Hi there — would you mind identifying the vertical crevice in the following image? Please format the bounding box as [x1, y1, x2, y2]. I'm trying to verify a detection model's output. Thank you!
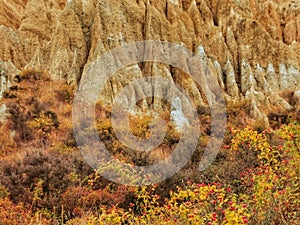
[236, 52, 241, 92]
[165, 0, 168, 18]
[143, 0, 153, 77]
[213, 0, 220, 26]
[144, 0, 151, 40]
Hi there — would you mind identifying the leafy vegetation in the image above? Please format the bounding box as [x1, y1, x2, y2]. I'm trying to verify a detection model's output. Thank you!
[0, 69, 299, 224]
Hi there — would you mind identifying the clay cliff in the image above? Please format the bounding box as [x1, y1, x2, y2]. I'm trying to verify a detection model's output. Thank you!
[0, 0, 300, 123]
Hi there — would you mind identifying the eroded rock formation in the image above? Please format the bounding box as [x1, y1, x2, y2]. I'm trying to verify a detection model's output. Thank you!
[1, 0, 300, 123]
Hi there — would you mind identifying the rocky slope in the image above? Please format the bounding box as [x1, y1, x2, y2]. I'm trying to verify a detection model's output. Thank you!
[0, 0, 300, 123]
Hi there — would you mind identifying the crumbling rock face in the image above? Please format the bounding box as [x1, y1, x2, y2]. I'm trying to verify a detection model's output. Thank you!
[0, 0, 300, 122]
[0, 0, 27, 30]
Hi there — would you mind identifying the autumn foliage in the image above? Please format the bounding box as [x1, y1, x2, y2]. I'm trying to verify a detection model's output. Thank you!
[0, 69, 299, 224]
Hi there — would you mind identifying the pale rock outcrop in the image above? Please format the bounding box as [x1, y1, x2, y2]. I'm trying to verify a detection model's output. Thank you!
[0, 60, 20, 98]
[287, 66, 300, 89]
[241, 60, 256, 94]
[266, 63, 280, 91]
[225, 61, 239, 98]
[0, 104, 9, 123]
[213, 61, 225, 90]
[279, 63, 289, 90]
[255, 64, 272, 92]
[246, 87, 269, 127]
[170, 96, 189, 130]
[151, 63, 173, 112]
[294, 90, 300, 111]
[268, 93, 293, 112]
